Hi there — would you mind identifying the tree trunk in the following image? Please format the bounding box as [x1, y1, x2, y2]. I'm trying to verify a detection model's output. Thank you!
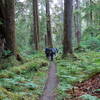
[5, 0, 16, 54]
[33, 0, 40, 50]
[90, 0, 93, 36]
[0, 0, 6, 39]
[75, 0, 81, 47]
[45, 0, 53, 48]
[0, 0, 5, 56]
[90, 0, 93, 24]
[0, 0, 22, 61]
[45, 34, 47, 47]
[63, 0, 73, 56]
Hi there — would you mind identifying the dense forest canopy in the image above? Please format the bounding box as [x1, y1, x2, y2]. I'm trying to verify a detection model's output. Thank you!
[0, 0, 100, 100]
[15, 0, 100, 54]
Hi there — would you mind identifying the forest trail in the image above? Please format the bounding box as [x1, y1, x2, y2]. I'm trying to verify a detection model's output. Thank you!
[40, 61, 58, 100]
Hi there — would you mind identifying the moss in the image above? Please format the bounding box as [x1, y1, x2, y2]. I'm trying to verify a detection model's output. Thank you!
[0, 58, 48, 79]
[0, 56, 21, 69]
[0, 87, 21, 100]
[0, 70, 16, 78]
[0, 87, 38, 100]
[0, 55, 48, 100]
[9, 59, 48, 74]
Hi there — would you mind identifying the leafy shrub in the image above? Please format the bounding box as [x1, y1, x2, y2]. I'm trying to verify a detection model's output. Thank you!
[80, 94, 99, 100]
[83, 25, 100, 37]
[0, 56, 21, 69]
[3, 50, 12, 56]
[57, 51, 100, 99]
[80, 37, 100, 51]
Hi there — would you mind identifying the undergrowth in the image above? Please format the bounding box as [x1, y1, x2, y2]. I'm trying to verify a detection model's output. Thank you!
[0, 50, 100, 100]
[56, 51, 100, 100]
[0, 52, 48, 100]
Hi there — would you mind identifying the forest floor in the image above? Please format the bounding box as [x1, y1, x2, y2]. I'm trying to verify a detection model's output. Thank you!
[75, 73, 100, 98]
[0, 53, 49, 100]
[0, 51, 100, 100]
[56, 51, 100, 100]
[40, 61, 58, 100]
[65, 73, 100, 100]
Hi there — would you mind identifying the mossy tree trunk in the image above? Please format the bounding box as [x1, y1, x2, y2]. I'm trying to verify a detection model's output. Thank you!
[0, 0, 5, 38]
[63, 0, 73, 57]
[0, 0, 22, 61]
[33, 0, 40, 50]
[75, 0, 81, 48]
[4, 0, 16, 54]
[45, 0, 53, 48]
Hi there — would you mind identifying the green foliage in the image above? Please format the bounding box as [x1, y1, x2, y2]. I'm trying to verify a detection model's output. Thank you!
[0, 77, 38, 92]
[83, 25, 100, 37]
[1, 0, 100, 100]
[3, 50, 12, 56]
[80, 94, 99, 100]
[94, 89, 100, 93]
[0, 87, 21, 100]
[16, 16, 32, 53]
[0, 56, 21, 69]
[73, 9, 81, 16]
[57, 51, 100, 99]
[16, 0, 33, 54]
[0, 54, 48, 100]
[80, 37, 100, 51]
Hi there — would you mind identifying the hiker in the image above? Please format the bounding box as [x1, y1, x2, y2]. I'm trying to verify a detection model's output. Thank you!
[45, 48, 50, 59]
[52, 48, 58, 55]
[50, 48, 58, 61]
[45, 48, 58, 61]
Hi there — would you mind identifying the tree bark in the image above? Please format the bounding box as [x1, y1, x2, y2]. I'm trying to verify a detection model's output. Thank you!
[0, 0, 6, 39]
[45, 34, 47, 47]
[0, 0, 23, 61]
[75, 0, 81, 47]
[90, 0, 93, 24]
[45, 0, 53, 48]
[33, 0, 40, 50]
[5, 0, 16, 54]
[63, 0, 73, 56]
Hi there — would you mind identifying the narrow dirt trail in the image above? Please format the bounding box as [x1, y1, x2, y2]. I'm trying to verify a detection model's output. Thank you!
[40, 61, 58, 100]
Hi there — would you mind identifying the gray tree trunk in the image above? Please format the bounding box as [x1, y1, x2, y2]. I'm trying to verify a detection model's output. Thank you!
[75, 0, 81, 47]
[33, 0, 40, 50]
[45, 0, 53, 48]
[63, 0, 73, 56]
